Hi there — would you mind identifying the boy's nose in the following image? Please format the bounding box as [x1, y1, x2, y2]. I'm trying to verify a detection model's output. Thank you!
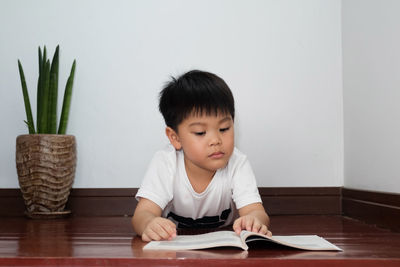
[209, 132, 222, 146]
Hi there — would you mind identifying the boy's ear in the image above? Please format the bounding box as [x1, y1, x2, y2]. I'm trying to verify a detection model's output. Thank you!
[165, 127, 182, 150]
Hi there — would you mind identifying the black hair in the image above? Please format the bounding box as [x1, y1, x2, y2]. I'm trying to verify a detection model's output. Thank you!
[159, 70, 235, 131]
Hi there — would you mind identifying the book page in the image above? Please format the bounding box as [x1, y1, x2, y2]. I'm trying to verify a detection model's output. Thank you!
[143, 231, 246, 250]
[143, 231, 342, 251]
[269, 235, 342, 251]
[241, 230, 341, 251]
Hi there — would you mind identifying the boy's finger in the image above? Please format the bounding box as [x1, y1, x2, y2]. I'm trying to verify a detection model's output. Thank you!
[250, 219, 260, 232]
[142, 233, 151, 242]
[232, 218, 242, 234]
[245, 217, 254, 231]
[259, 224, 268, 235]
[157, 228, 171, 240]
[152, 222, 172, 240]
[252, 222, 261, 233]
[160, 221, 177, 239]
[144, 228, 162, 241]
[165, 219, 177, 233]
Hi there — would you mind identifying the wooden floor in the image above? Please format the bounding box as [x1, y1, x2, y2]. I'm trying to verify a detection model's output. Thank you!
[0, 215, 399, 266]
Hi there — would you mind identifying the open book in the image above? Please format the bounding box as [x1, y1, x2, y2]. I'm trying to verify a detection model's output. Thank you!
[143, 230, 342, 251]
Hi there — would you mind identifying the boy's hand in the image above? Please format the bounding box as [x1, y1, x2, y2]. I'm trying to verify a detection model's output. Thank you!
[132, 198, 177, 242]
[233, 214, 272, 236]
[142, 217, 177, 242]
[233, 203, 271, 236]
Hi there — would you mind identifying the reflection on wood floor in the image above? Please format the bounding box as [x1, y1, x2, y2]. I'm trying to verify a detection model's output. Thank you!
[0, 215, 400, 266]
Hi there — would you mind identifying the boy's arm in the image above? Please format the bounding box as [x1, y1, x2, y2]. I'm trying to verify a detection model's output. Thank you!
[233, 202, 272, 236]
[132, 198, 177, 242]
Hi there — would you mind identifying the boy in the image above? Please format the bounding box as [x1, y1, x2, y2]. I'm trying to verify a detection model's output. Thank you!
[132, 70, 271, 242]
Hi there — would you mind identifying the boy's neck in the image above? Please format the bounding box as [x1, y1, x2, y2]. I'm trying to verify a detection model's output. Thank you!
[184, 157, 216, 194]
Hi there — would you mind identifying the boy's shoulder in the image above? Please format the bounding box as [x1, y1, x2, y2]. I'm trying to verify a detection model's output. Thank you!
[232, 147, 245, 157]
[229, 147, 248, 165]
[155, 143, 178, 155]
[152, 144, 182, 165]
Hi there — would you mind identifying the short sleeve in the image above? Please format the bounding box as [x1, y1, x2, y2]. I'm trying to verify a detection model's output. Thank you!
[230, 149, 262, 209]
[135, 146, 176, 210]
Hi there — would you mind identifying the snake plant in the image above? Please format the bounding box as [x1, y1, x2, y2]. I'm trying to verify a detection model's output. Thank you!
[18, 45, 76, 134]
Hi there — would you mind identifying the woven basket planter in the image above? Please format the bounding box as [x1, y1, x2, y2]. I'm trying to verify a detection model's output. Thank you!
[16, 134, 77, 219]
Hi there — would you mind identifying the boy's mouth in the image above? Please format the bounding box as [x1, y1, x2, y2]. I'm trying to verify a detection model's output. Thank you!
[209, 151, 225, 159]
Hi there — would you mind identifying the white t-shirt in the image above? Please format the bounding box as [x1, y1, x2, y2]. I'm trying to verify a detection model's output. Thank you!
[136, 144, 262, 228]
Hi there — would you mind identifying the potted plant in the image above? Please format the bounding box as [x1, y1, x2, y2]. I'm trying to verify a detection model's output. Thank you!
[16, 45, 77, 219]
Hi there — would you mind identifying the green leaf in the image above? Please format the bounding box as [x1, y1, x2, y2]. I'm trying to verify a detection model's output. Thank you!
[24, 120, 35, 134]
[43, 46, 47, 65]
[58, 60, 76, 134]
[38, 46, 43, 74]
[40, 60, 51, 133]
[37, 46, 43, 133]
[48, 45, 59, 134]
[38, 46, 47, 133]
[18, 60, 36, 134]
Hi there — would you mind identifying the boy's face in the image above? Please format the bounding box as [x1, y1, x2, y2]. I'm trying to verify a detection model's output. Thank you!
[167, 112, 234, 177]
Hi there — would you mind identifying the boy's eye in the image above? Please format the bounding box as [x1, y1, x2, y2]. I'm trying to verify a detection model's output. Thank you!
[194, 131, 206, 136]
[220, 127, 230, 132]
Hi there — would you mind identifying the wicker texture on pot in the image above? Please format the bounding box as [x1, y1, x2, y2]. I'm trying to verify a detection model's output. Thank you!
[16, 134, 76, 218]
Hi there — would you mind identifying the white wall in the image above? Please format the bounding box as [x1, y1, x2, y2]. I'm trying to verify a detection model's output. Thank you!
[0, 0, 343, 188]
[343, 0, 400, 193]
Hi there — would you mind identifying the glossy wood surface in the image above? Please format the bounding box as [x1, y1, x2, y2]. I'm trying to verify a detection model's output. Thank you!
[0, 215, 399, 266]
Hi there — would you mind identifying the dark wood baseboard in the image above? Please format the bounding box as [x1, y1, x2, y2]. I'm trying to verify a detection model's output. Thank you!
[3, 187, 400, 232]
[67, 188, 138, 216]
[260, 187, 341, 215]
[0, 188, 139, 217]
[0, 189, 26, 217]
[342, 188, 400, 232]
[0, 187, 341, 217]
